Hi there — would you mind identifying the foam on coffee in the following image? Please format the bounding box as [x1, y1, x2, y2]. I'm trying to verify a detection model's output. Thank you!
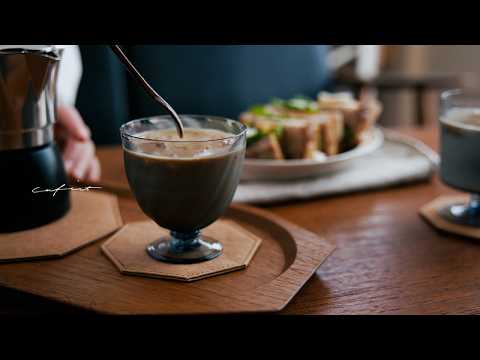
[441, 107, 480, 132]
[440, 107, 480, 194]
[136, 128, 231, 141]
[128, 128, 236, 159]
[123, 127, 245, 232]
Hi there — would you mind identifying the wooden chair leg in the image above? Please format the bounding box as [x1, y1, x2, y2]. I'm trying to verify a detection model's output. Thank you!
[415, 85, 426, 126]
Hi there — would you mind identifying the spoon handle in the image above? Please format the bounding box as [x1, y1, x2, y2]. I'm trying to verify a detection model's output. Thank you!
[109, 45, 184, 138]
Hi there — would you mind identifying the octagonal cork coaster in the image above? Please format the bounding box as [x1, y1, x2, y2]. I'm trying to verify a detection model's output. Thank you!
[101, 219, 262, 282]
[420, 195, 480, 239]
[0, 191, 123, 262]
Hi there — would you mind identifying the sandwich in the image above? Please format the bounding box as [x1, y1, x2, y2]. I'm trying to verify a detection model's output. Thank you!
[240, 96, 343, 160]
[317, 91, 382, 150]
[240, 93, 382, 160]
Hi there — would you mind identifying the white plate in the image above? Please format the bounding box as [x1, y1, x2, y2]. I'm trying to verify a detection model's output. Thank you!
[241, 127, 384, 181]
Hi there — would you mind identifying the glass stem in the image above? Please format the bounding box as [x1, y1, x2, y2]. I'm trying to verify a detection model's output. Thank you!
[467, 194, 480, 217]
[169, 230, 201, 253]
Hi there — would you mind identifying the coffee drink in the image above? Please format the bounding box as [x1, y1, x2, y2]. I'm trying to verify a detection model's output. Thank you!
[121, 115, 246, 264]
[124, 128, 245, 233]
[440, 107, 480, 193]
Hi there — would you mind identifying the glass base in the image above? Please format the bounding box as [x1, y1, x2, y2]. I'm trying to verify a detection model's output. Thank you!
[438, 194, 480, 227]
[146, 230, 223, 264]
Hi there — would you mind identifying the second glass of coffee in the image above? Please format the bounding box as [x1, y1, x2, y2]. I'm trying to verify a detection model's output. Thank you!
[121, 115, 246, 264]
[439, 89, 480, 227]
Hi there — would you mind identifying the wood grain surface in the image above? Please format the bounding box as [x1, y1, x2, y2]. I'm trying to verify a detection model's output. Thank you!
[2, 126, 478, 315]
[0, 203, 334, 315]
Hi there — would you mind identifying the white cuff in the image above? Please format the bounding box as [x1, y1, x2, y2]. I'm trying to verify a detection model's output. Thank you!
[55, 45, 83, 107]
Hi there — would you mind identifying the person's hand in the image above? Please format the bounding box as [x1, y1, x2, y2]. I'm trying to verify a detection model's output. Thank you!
[54, 105, 101, 183]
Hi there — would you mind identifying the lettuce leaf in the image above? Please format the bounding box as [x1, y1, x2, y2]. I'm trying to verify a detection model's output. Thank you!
[246, 125, 284, 147]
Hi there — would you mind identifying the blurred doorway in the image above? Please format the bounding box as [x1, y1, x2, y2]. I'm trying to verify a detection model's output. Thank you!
[378, 45, 478, 127]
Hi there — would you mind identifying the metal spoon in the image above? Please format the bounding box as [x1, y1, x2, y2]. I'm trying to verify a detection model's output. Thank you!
[109, 45, 184, 138]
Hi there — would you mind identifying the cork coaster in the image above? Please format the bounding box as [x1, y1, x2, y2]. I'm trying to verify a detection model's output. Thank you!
[0, 191, 123, 262]
[420, 195, 480, 239]
[101, 219, 262, 282]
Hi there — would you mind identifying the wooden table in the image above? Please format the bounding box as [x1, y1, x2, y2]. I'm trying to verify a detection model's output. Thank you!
[2, 126, 477, 315]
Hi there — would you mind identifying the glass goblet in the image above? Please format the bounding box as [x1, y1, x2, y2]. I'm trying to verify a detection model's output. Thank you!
[439, 89, 480, 227]
[121, 115, 246, 263]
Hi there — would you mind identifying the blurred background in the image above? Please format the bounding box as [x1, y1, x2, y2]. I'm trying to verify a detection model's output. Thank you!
[331, 45, 477, 128]
[73, 45, 478, 144]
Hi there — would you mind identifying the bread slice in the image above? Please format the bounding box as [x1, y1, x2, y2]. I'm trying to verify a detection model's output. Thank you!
[317, 91, 382, 147]
[239, 111, 257, 128]
[280, 120, 320, 159]
[304, 111, 344, 156]
[354, 95, 383, 134]
[241, 99, 347, 159]
[241, 113, 328, 160]
[246, 133, 284, 160]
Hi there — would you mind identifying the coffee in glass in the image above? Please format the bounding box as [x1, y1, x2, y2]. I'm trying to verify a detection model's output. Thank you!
[439, 89, 480, 226]
[121, 115, 246, 263]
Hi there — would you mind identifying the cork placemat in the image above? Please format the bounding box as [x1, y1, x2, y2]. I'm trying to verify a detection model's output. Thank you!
[0, 191, 123, 262]
[420, 195, 480, 239]
[102, 219, 262, 282]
